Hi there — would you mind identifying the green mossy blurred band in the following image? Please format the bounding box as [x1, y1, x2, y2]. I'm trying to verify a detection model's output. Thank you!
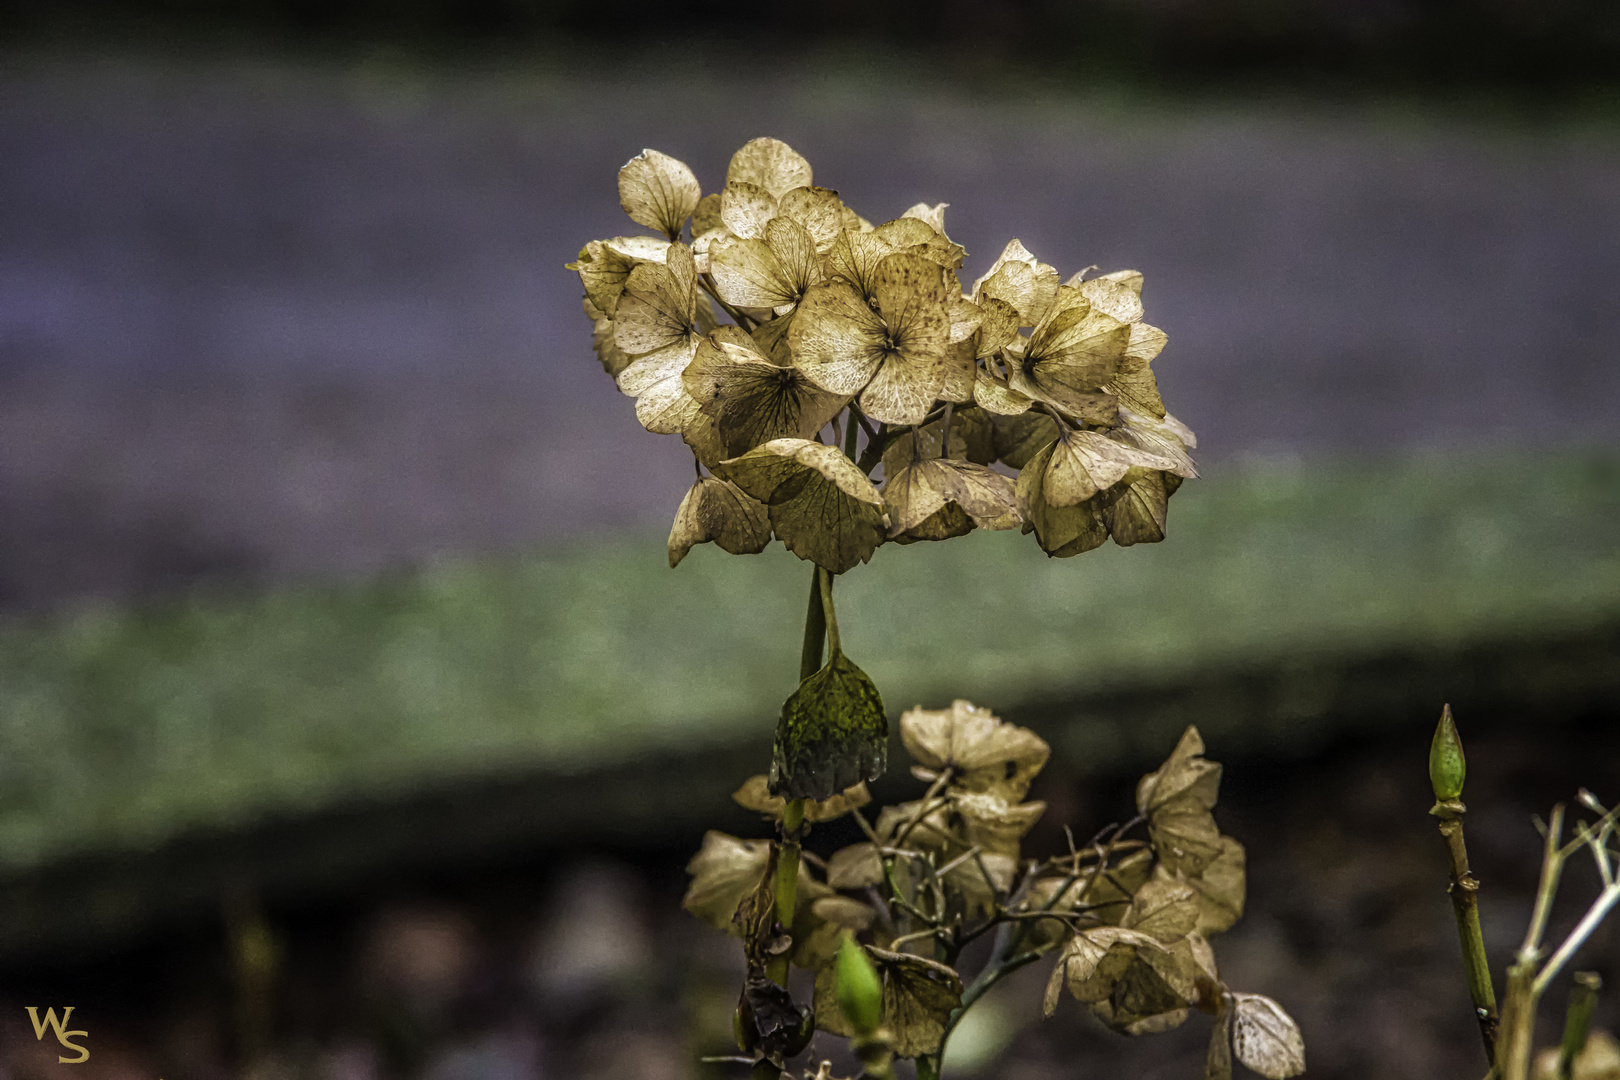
[1430, 704, 1467, 802]
[770, 650, 887, 801]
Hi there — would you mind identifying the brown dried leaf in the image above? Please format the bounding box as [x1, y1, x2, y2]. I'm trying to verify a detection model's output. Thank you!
[1125, 875, 1200, 943]
[898, 699, 1050, 799]
[1192, 836, 1247, 935]
[1137, 726, 1222, 814]
[1230, 993, 1306, 1078]
[826, 842, 886, 890]
[866, 946, 965, 1058]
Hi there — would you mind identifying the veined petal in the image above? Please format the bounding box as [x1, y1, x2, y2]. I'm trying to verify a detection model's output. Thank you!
[902, 201, 949, 234]
[569, 235, 670, 313]
[683, 333, 849, 457]
[778, 186, 847, 253]
[618, 148, 701, 240]
[668, 475, 772, 567]
[727, 137, 813, 198]
[1078, 275, 1145, 324]
[971, 239, 1059, 324]
[719, 181, 778, 240]
[1044, 427, 1160, 506]
[790, 281, 888, 396]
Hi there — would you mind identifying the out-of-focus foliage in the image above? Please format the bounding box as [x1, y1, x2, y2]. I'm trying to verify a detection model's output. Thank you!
[1, 451, 1615, 876]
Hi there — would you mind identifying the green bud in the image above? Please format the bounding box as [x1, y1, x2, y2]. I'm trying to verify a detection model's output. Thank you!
[1429, 704, 1466, 802]
[835, 936, 884, 1036]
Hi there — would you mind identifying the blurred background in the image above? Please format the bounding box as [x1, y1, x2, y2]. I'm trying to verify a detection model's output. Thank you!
[2, 2, 1619, 1078]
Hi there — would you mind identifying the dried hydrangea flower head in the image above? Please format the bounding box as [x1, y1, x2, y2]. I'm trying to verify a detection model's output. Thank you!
[569, 135, 1197, 577]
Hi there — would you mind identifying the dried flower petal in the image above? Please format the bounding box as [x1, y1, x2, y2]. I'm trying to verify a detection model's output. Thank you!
[668, 475, 772, 567]
[618, 148, 701, 240]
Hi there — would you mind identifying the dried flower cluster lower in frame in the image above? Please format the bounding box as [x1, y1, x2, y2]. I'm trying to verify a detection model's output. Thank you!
[686, 705, 1304, 1078]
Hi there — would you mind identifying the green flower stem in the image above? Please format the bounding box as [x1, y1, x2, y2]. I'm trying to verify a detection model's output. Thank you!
[767, 566, 836, 988]
[819, 567, 841, 656]
[799, 567, 826, 682]
[1557, 972, 1601, 1080]
[1432, 798, 1499, 1064]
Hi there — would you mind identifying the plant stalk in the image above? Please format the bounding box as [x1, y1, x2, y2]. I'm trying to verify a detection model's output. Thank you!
[1556, 972, 1601, 1080]
[1497, 962, 1537, 1080]
[767, 567, 835, 987]
[1433, 799, 1499, 1063]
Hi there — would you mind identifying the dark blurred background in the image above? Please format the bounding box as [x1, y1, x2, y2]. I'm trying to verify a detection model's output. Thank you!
[2, 4, 1619, 1079]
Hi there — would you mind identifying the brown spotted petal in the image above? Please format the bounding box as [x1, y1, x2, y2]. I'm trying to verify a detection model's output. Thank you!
[667, 475, 772, 568]
[720, 438, 888, 574]
[683, 331, 849, 457]
[618, 148, 701, 240]
[777, 186, 848, 253]
[708, 217, 822, 315]
[568, 234, 671, 314]
[1010, 286, 1131, 416]
[727, 137, 814, 198]
[1016, 440, 1108, 558]
[719, 180, 778, 240]
[971, 239, 1060, 325]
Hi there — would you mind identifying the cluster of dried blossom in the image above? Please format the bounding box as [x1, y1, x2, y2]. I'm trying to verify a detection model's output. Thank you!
[685, 704, 1303, 1078]
[570, 137, 1197, 575]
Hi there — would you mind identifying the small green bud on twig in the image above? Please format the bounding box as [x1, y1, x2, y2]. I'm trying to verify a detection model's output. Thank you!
[1430, 703, 1467, 803]
[836, 937, 884, 1036]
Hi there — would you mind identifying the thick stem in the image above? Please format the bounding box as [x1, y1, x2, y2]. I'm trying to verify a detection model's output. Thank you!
[768, 569, 831, 989]
[818, 567, 840, 656]
[1556, 972, 1601, 1080]
[1497, 962, 1538, 1080]
[800, 567, 826, 682]
[1435, 803, 1500, 1063]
